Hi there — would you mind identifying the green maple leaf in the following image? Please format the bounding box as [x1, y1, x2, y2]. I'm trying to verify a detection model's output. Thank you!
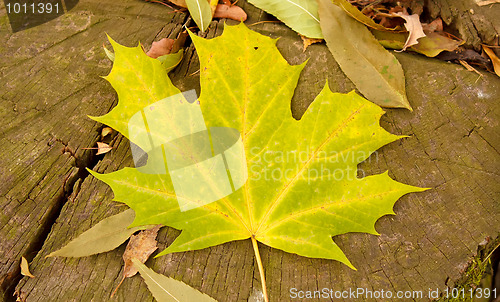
[89, 24, 426, 269]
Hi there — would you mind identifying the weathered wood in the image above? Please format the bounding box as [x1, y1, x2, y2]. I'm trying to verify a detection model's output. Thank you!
[425, 0, 500, 50]
[2, 0, 500, 301]
[0, 0, 189, 300]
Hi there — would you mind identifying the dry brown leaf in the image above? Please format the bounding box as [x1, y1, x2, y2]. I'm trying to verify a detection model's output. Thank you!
[20, 256, 35, 278]
[300, 35, 323, 52]
[394, 12, 426, 51]
[101, 127, 113, 138]
[422, 18, 443, 33]
[171, 31, 189, 54]
[96, 142, 112, 155]
[82, 142, 113, 155]
[146, 38, 175, 59]
[213, 4, 247, 21]
[483, 45, 500, 77]
[111, 225, 162, 297]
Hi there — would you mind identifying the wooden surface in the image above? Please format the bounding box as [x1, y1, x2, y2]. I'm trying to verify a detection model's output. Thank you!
[1, 0, 499, 301]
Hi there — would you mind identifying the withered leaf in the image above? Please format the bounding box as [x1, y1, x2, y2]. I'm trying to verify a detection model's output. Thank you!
[483, 46, 500, 77]
[20, 256, 35, 278]
[96, 142, 112, 155]
[394, 11, 426, 51]
[101, 127, 113, 138]
[146, 38, 175, 59]
[213, 4, 247, 21]
[111, 225, 162, 297]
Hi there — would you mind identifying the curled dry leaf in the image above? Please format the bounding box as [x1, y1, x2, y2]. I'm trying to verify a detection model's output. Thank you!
[213, 4, 247, 21]
[101, 127, 113, 138]
[146, 38, 175, 59]
[483, 46, 500, 77]
[111, 225, 162, 297]
[96, 142, 112, 155]
[394, 11, 426, 51]
[81, 142, 112, 155]
[20, 256, 35, 278]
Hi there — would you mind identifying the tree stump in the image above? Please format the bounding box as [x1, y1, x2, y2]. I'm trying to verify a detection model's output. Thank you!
[1, 0, 499, 301]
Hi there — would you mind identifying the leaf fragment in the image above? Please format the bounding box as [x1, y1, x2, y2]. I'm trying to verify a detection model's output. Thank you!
[47, 209, 149, 258]
[393, 11, 426, 51]
[20, 257, 35, 278]
[318, 0, 411, 109]
[112, 225, 162, 297]
[483, 45, 500, 77]
[132, 259, 218, 302]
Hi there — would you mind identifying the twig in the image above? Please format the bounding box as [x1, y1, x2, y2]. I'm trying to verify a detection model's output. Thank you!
[248, 20, 281, 27]
[476, 0, 500, 6]
[144, 0, 174, 9]
[251, 236, 269, 302]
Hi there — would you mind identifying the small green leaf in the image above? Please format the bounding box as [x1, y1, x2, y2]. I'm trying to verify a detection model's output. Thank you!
[132, 259, 218, 302]
[318, 0, 411, 110]
[47, 209, 149, 258]
[103, 44, 115, 61]
[247, 0, 323, 38]
[185, 0, 213, 32]
[158, 49, 184, 73]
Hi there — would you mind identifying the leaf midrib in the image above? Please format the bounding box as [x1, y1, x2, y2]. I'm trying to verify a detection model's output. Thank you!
[254, 104, 366, 235]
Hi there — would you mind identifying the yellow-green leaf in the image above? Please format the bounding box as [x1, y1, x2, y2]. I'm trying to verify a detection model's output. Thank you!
[318, 0, 411, 110]
[133, 259, 218, 302]
[185, 0, 213, 32]
[47, 209, 149, 258]
[247, 0, 323, 38]
[89, 24, 426, 269]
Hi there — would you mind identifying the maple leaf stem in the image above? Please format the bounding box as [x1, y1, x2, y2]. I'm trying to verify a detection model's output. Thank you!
[251, 236, 269, 302]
